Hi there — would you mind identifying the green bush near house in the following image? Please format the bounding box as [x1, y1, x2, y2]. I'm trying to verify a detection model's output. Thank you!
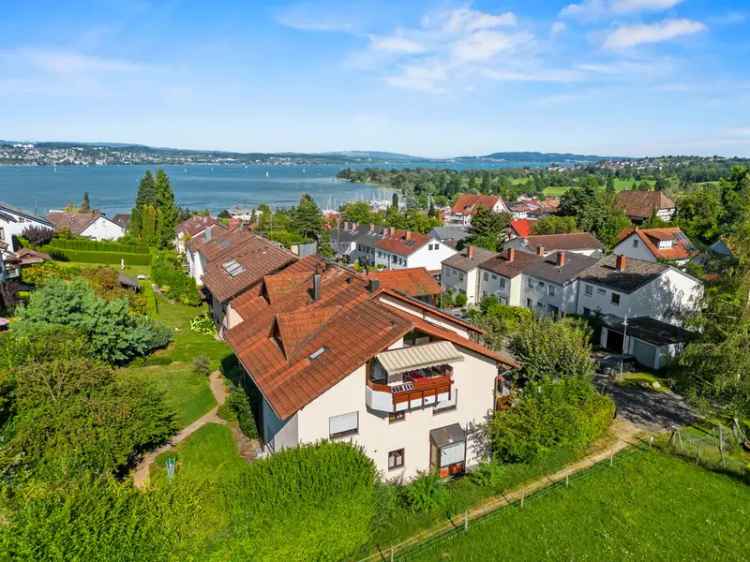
[218, 383, 259, 439]
[216, 441, 378, 561]
[46, 247, 152, 266]
[151, 252, 201, 306]
[45, 238, 150, 254]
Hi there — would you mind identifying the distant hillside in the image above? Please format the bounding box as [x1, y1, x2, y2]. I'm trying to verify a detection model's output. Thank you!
[461, 152, 620, 164]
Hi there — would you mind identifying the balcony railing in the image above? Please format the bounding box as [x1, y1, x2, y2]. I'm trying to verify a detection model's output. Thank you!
[366, 369, 453, 413]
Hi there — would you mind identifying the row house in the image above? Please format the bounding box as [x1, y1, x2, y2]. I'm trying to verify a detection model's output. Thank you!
[441, 245, 497, 305]
[331, 222, 455, 273]
[225, 257, 519, 481]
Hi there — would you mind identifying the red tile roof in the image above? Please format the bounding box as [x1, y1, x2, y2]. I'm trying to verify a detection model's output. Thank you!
[366, 267, 441, 298]
[510, 219, 535, 238]
[617, 227, 696, 262]
[374, 229, 430, 256]
[451, 194, 505, 216]
[226, 262, 513, 420]
[615, 191, 675, 220]
[177, 215, 219, 238]
[202, 235, 297, 303]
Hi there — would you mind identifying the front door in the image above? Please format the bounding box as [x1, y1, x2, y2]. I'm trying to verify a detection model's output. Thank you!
[606, 329, 625, 353]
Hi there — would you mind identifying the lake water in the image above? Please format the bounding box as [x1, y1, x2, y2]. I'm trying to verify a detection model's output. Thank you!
[0, 160, 543, 216]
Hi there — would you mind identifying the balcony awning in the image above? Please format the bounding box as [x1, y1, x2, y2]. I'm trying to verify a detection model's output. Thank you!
[376, 341, 463, 376]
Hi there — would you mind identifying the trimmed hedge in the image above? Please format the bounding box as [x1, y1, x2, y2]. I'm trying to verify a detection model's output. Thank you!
[48, 238, 149, 254]
[47, 247, 152, 266]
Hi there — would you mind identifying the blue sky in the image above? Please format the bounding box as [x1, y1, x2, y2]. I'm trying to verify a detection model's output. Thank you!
[1, 0, 749, 157]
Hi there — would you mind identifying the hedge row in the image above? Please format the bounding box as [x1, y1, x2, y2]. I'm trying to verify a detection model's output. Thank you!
[48, 238, 150, 254]
[47, 247, 152, 266]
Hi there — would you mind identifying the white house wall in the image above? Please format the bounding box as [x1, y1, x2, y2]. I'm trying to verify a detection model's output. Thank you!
[81, 217, 124, 241]
[613, 234, 658, 263]
[377, 294, 470, 339]
[295, 349, 497, 480]
[0, 211, 53, 249]
[406, 241, 456, 272]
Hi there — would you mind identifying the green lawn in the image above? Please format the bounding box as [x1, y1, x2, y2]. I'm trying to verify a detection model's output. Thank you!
[122, 363, 215, 428]
[615, 371, 671, 393]
[149, 295, 232, 370]
[151, 423, 246, 486]
[542, 178, 656, 197]
[60, 260, 151, 279]
[407, 449, 750, 561]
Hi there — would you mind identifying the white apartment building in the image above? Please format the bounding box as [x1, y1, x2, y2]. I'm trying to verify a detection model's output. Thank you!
[226, 259, 518, 480]
[476, 248, 541, 306]
[441, 245, 497, 305]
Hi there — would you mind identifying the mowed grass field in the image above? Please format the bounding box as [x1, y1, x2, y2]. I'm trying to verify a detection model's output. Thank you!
[542, 178, 656, 197]
[407, 449, 750, 561]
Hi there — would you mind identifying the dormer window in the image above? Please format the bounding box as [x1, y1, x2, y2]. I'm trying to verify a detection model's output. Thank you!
[658, 240, 674, 249]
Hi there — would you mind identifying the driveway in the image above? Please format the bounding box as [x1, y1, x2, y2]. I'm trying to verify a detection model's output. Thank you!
[595, 371, 698, 432]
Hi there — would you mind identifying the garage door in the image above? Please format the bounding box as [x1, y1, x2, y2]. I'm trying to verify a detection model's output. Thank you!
[605, 329, 625, 353]
[632, 339, 657, 369]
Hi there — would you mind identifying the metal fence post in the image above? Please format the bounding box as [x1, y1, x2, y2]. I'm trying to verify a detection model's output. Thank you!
[464, 511, 468, 532]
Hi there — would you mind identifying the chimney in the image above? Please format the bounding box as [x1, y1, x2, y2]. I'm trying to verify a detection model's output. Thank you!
[368, 279, 380, 293]
[313, 273, 321, 301]
[506, 248, 515, 262]
[557, 251, 566, 267]
[536, 245, 544, 256]
[616, 255, 627, 271]
[369, 223, 375, 233]
[468, 245, 476, 259]
[405, 231, 412, 241]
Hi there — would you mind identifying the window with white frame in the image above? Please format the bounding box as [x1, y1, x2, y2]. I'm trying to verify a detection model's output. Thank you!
[499, 278, 506, 289]
[549, 285, 556, 297]
[611, 293, 621, 306]
[483, 272, 488, 281]
[584, 284, 593, 296]
[597, 287, 606, 296]
[329, 411, 359, 439]
[632, 239, 639, 248]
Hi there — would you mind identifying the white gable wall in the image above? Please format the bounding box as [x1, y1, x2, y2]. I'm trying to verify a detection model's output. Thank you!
[81, 217, 124, 241]
[613, 233, 657, 262]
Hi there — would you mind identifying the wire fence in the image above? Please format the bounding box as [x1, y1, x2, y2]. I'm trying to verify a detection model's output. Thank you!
[666, 425, 748, 476]
[359, 439, 649, 562]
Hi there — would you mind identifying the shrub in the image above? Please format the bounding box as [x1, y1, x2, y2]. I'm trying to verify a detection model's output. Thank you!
[454, 292, 468, 307]
[2, 357, 176, 481]
[489, 377, 614, 464]
[468, 462, 507, 490]
[21, 225, 55, 246]
[152, 252, 201, 305]
[400, 471, 449, 513]
[190, 313, 214, 335]
[192, 355, 211, 377]
[46, 247, 152, 266]
[511, 317, 595, 382]
[223, 384, 258, 439]
[44, 237, 149, 253]
[14, 279, 172, 364]
[217, 441, 377, 561]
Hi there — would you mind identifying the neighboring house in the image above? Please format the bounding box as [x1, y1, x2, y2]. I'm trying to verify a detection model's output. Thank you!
[112, 213, 131, 232]
[441, 245, 497, 305]
[225, 259, 519, 480]
[601, 316, 694, 371]
[505, 232, 604, 258]
[331, 223, 456, 272]
[446, 194, 508, 226]
[576, 255, 703, 362]
[520, 251, 598, 318]
[175, 215, 219, 254]
[615, 191, 676, 223]
[365, 268, 442, 304]
[184, 224, 232, 285]
[47, 211, 124, 241]
[507, 218, 535, 239]
[614, 227, 697, 265]
[429, 226, 471, 249]
[201, 235, 297, 332]
[0, 201, 55, 250]
[477, 248, 542, 306]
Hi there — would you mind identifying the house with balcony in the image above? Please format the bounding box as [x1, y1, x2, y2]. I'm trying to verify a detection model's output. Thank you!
[504, 232, 604, 258]
[331, 222, 455, 272]
[441, 245, 497, 305]
[576, 254, 702, 369]
[613, 227, 697, 265]
[225, 258, 518, 480]
[520, 251, 598, 318]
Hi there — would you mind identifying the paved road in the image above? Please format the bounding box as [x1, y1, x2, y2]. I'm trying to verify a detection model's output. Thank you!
[595, 372, 698, 432]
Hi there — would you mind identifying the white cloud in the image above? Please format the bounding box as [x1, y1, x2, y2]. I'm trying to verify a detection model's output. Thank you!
[604, 19, 707, 49]
[561, 0, 683, 19]
[551, 21, 567, 36]
[275, 2, 357, 32]
[422, 7, 517, 33]
[368, 35, 426, 54]
[451, 30, 523, 63]
[15, 48, 142, 74]
[385, 62, 448, 93]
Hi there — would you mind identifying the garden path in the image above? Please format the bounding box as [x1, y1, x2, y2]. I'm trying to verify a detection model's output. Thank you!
[132, 370, 229, 489]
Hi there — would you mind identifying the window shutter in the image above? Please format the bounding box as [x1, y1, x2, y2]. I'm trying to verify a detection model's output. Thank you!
[329, 411, 358, 436]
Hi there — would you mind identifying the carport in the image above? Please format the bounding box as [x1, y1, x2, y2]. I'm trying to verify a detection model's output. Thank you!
[605, 317, 694, 370]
